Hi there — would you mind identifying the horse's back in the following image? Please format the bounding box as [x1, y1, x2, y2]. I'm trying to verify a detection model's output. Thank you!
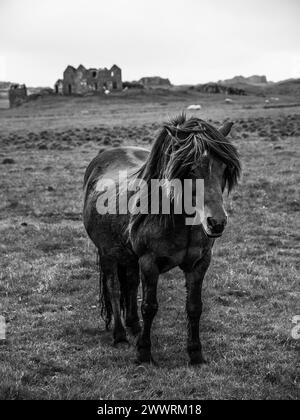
[83, 146, 149, 260]
[84, 146, 149, 189]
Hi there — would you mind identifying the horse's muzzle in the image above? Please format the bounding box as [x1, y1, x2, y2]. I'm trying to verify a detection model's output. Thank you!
[206, 217, 227, 237]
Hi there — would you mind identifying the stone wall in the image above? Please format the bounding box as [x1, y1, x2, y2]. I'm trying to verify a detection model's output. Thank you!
[54, 79, 63, 94]
[9, 84, 27, 107]
[194, 83, 246, 95]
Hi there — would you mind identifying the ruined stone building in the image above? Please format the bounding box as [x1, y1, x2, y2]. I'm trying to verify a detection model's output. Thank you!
[56, 64, 122, 95]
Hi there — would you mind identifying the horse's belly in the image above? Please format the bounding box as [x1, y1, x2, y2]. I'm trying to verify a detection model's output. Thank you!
[156, 250, 187, 273]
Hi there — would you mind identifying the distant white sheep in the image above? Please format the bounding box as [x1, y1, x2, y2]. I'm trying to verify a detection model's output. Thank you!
[265, 97, 280, 104]
[187, 104, 202, 110]
[225, 98, 233, 104]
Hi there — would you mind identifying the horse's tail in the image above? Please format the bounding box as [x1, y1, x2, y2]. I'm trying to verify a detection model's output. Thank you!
[118, 265, 127, 319]
[97, 253, 112, 331]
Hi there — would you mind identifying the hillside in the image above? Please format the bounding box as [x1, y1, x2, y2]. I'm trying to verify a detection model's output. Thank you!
[265, 78, 300, 95]
[0, 81, 12, 89]
[214, 77, 300, 97]
[219, 75, 268, 85]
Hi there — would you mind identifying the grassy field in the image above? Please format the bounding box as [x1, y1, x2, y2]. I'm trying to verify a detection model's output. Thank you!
[0, 92, 299, 399]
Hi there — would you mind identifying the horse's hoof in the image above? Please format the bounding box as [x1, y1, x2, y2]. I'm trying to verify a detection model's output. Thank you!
[127, 322, 141, 337]
[189, 355, 207, 366]
[114, 341, 130, 349]
[113, 336, 129, 348]
[149, 356, 158, 367]
[135, 353, 158, 366]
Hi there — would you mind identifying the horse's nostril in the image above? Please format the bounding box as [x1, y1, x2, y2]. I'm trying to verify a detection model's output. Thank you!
[207, 217, 226, 233]
[207, 217, 216, 228]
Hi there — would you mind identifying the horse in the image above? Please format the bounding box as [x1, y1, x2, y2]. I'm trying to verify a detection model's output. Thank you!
[83, 114, 241, 365]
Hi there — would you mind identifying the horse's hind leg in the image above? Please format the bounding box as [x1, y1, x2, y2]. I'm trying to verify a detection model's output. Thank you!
[124, 263, 141, 336]
[136, 255, 159, 364]
[104, 263, 127, 345]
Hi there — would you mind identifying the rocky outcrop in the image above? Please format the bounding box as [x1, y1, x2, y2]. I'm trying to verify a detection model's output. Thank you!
[219, 75, 268, 85]
[138, 77, 172, 88]
[191, 83, 246, 95]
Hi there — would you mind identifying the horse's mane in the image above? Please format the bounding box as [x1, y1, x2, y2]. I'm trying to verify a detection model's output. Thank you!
[129, 114, 241, 234]
[136, 114, 240, 191]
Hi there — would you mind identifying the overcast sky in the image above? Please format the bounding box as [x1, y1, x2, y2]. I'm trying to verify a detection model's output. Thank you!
[0, 0, 299, 86]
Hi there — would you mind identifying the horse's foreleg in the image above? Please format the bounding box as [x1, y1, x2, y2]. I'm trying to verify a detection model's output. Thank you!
[125, 264, 141, 336]
[105, 264, 127, 345]
[136, 255, 159, 364]
[184, 251, 211, 365]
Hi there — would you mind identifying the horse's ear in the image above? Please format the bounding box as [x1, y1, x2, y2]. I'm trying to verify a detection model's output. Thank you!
[219, 122, 234, 137]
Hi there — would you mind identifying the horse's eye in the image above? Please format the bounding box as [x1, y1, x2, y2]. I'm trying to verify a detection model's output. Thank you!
[221, 167, 227, 191]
